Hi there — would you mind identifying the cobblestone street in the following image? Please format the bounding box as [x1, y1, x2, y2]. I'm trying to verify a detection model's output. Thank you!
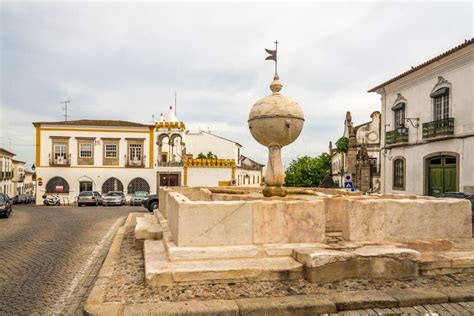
[0, 204, 146, 315]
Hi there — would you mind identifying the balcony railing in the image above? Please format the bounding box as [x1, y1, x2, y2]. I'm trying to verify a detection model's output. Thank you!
[385, 129, 408, 145]
[126, 155, 146, 168]
[157, 161, 184, 167]
[49, 154, 71, 167]
[422, 118, 454, 139]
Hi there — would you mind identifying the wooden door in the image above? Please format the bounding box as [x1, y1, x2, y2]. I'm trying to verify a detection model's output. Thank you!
[428, 156, 457, 196]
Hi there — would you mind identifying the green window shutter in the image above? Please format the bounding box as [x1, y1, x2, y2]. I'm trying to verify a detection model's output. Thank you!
[430, 87, 449, 98]
[391, 102, 405, 111]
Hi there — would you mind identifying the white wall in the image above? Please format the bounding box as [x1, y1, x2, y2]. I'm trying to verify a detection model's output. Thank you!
[186, 167, 232, 187]
[39, 125, 153, 168]
[185, 132, 240, 162]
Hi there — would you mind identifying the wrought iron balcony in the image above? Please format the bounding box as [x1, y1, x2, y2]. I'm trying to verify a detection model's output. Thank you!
[385, 129, 408, 145]
[126, 155, 146, 168]
[422, 118, 454, 139]
[49, 154, 71, 167]
[157, 161, 184, 167]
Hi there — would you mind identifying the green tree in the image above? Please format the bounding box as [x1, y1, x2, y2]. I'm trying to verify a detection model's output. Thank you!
[335, 136, 349, 153]
[196, 152, 217, 159]
[284, 153, 331, 187]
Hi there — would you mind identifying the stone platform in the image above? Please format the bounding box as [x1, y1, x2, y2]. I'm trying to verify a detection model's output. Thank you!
[137, 187, 474, 287]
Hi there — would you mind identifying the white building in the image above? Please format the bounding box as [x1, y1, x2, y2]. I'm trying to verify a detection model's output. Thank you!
[12, 159, 26, 196]
[369, 38, 473, 196]
[0, 148, 15, 196]
[34, 109, 263, 204]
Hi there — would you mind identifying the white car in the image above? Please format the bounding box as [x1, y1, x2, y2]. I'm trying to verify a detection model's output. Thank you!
[102, 191, 126, 206]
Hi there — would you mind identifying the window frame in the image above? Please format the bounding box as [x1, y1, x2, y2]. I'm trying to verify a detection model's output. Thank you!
[392, 157, 406, 191]
[104, 143, 118, 159]
[79, 142, 93, 158]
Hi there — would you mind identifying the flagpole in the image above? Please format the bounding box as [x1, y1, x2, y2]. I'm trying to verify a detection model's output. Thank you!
[274, 40, 278, 76]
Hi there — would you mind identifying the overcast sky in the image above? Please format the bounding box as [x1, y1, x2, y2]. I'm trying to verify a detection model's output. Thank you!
[1, 1, 472, 168]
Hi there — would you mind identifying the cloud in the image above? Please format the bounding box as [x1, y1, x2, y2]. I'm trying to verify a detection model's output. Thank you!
[1, 1, 472, 166]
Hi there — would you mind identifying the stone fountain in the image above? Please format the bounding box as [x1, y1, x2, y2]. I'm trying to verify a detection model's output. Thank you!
[248, 74, 305, 197]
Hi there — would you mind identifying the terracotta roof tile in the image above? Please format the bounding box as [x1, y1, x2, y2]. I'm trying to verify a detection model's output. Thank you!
[368, 38, 474, 93]
[32, 119, 152, 128]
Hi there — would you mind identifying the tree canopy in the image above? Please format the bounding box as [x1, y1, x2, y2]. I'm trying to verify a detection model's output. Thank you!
[335, 136, 349, 153]
[197, 152, 217, 159]
[284, 153, 331, 187]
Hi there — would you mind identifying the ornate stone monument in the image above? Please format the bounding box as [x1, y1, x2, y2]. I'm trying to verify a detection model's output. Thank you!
[248, 42, 305, 197]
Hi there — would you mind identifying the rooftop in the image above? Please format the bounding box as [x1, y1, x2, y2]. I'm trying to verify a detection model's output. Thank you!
[368, 38, 474, 93]
[33, 119, 153, 128]
[0, 148, 16, 157]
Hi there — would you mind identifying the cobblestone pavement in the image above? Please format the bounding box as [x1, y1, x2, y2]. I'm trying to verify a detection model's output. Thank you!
[0, 204, 147, 315]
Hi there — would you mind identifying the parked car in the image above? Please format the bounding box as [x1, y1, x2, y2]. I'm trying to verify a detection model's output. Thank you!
[77, 191, 103, 206]
[438, 192, 474, 209]
[25, 193, 35, 204]
[0, 193, 12, 218]
[130, 191, 149, 206]
[143, 194, 159, 212]
[103, 191, 126, 206]
[13, 194, 27, 204]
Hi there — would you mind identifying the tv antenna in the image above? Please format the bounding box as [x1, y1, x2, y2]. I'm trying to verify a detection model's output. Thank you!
[61, 99, 70, 121]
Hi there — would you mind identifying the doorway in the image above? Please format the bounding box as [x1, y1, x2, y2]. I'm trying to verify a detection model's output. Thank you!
[79, 181, 93, 192]
[159, 173, 180, 187]
[427, 156, 457, 196]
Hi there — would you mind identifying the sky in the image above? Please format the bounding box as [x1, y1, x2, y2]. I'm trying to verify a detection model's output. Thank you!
[1, 1, 472, 168]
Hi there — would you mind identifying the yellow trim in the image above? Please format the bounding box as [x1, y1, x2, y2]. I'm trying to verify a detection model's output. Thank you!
[41, 127, 149, 133]
[183, 165, 188, 185]
[35, 125, 41, 166]
[184, 158, 236, 168]
[39, 166, 154, 169]
[231, 165, 235, 179]
[149, 127, 154, 168]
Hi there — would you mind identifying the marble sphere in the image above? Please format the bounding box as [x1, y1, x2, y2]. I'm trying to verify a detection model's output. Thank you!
[248, 75, 304, 149]
[248, 75, 304, 197]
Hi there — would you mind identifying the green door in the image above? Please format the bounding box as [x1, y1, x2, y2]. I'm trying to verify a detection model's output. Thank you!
[428, 156, 457, 196]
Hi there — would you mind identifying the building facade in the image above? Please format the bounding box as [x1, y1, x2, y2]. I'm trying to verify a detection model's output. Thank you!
[330, 111, 381, 193]
[12, 159, 26, 196]
[0, 148, 15, 196]
[369, 39, 473, 196]
[34, 110, 263, 204]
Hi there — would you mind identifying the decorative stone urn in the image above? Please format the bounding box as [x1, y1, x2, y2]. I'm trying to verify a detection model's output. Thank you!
[248, 74, 305, 197]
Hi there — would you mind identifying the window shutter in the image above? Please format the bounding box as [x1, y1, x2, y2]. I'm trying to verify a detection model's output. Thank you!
[391, 102, 405, 111]
[430, 87, 449, 98]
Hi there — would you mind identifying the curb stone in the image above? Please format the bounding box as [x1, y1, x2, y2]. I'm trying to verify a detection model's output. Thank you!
[84, 213, 474, 315]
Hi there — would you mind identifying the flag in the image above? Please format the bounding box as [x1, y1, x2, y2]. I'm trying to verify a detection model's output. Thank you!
[265, 48, 276, 61]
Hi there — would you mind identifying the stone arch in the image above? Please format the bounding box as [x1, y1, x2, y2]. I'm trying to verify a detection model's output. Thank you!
[46, 177, 70, 193]
[127, 177, 150, 194]
[102, 177, 124, 194]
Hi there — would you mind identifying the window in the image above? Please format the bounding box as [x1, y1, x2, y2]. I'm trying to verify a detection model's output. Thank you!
[46, 177, 70, 193]
[393, 158, 405, 190]
[433, 94, 449, 120]
[102, 177, 124, 194]
[127, 177, 150, 194]
[129, 144, 142, 162]
[105, 144, 117, 158]
[431, 87, 449, 121]
[79, 143, 93, 158]
[394, 108, 405, 129]
[369, 158, 378, 174]
[54, 143, 67, 162]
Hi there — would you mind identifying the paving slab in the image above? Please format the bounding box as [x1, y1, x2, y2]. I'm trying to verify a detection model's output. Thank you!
[123, 300, 239, 316]
[329, 291, 398, 311]
[236, 295, 337, 315]
[384, 288, 448, 306]
[438, 285, 474, 303]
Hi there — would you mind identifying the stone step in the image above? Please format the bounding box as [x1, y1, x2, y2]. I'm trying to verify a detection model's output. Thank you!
[295, 246, 420, 283]
[135, 216, 163, 249]
[420, 251, 474, 276]
[144, 240, 304, 286]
